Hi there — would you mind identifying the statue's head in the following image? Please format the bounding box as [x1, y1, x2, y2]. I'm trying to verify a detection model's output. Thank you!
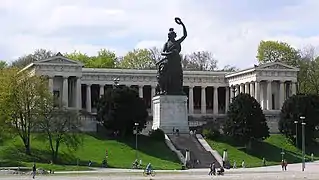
[168, 28, 176, 40]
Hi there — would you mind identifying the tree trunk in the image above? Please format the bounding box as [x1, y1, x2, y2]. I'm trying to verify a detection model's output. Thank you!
[25, 142, 31, 155]
[53, 140, 60, 163]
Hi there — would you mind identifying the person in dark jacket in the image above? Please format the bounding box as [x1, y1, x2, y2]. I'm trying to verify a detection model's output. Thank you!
[32, 163, 36, 179]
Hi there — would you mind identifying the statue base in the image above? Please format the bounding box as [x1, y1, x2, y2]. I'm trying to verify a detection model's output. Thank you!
[152, 95, 189, 134]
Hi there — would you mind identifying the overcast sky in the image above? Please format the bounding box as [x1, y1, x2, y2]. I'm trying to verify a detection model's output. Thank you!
[1, 0, 319, 68]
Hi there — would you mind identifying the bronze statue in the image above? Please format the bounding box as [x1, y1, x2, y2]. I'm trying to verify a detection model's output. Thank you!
[155, 17, 187, 95]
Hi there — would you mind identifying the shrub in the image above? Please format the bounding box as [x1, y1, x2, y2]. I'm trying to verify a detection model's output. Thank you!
[202, 128, 220, 139]
[149, 129, 165, 141]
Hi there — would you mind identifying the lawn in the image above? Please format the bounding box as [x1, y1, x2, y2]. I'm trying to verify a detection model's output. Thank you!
[206, 134, 319, 168]
[0, 133, 181, 171]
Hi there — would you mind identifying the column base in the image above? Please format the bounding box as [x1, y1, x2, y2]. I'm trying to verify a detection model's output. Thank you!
[152, 95, 189, 134]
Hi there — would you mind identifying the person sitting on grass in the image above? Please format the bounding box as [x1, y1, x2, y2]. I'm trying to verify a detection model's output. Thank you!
[145, 163, 153, 174]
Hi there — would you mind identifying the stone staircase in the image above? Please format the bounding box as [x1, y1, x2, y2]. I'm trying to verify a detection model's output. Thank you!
[168, 134, 221, 168]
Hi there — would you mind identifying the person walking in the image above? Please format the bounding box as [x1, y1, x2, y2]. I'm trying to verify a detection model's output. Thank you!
[208, 162, 216, 175]
[32, 163, 36, 179]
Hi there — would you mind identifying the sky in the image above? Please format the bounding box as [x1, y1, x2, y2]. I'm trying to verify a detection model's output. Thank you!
[1, 0, 319, 69]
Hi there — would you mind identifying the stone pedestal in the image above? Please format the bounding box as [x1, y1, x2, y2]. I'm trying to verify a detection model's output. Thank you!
[152, 95, 190, 134]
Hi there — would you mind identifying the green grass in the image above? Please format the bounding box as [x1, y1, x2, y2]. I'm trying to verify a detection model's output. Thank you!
[207, 134, 319, 168]
[0, 133, 181, 171]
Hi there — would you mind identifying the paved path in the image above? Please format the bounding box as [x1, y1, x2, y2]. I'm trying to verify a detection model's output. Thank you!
[1, 162, 318, 180]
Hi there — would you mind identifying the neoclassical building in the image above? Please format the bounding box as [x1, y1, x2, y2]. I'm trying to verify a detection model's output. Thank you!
[22, 53, 299, 132]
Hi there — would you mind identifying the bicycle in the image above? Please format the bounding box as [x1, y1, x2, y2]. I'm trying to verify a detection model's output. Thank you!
[143, 169, 155, 177]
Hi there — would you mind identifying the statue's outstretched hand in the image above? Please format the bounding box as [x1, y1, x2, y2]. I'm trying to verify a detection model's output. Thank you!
[175, 17, 183, 25]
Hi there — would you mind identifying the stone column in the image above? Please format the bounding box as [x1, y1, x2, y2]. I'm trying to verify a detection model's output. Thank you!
[62, 76, 68, 107]
[48, 76, 54, 93]
[250, 82, 254, 96]
[240, 84, 244, 94]
[225, 87, 229, 112]
[139, 85, 143, 98]
[201, 86, 206, 114]
[230, 86, 234, 103]
[245, 83, 249, 94]
[279, 81, 285, 109]
[189, 86, 194, 114]
[254, 81, 260, 102]
[151, 85, 156, 114]
[235, 85, 239, 96]
[213, 86, 219, 115]
[266, 81, 272, 110]
[99, 84, 104, 97]
[75, 77, 81, 109]
[86, 84, 92, 113]
[291, 81, 297, 95]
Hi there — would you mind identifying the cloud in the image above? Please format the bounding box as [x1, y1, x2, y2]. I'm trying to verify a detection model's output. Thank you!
[0, 0, 319, 69]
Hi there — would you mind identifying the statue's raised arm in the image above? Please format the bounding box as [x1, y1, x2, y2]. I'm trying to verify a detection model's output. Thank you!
[175, 17, 187, 43]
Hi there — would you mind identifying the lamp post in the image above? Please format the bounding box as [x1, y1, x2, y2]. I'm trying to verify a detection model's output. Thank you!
[113, 77, 120, 89]
[300, 116, 306, 171]
[134, 122, 139, 160]
[294, 120, 298, 146]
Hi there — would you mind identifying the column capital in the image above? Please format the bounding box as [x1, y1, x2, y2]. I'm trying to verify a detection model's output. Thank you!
[62, 76, 68, 79]
[138, 85, 144, 88]
[99, 84, 105, 87]
[214, 85, 220, 89]
[86, 83, 92, 87]
[201, 86, 207, 89]
[189, 85, 194, 89]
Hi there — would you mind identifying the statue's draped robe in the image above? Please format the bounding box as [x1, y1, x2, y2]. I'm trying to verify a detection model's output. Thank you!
[156, 40, 183, 95]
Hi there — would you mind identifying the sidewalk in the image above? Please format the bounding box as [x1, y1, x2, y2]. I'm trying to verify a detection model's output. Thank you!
[54, 161, 319, 174]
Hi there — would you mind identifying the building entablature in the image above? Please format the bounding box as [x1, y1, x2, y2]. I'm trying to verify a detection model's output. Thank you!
[225, 62, 299, 87]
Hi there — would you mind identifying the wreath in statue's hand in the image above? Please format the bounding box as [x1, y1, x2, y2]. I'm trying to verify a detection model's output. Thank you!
[175, 17, 183, 25]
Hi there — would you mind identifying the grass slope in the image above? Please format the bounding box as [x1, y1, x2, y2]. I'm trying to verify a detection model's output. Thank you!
[0, 133, 181, 171]
[207, 134, 319, 168]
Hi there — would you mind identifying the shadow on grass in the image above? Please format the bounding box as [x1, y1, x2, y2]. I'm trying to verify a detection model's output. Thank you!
[90, 133, 181, 164]
[0, 145, 114, 168]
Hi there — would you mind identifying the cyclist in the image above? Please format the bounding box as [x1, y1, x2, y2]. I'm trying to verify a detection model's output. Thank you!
[145, 163, 152, 174]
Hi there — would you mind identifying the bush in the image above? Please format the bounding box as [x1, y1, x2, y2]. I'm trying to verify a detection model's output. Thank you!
[149, 129, 165, 141]
[202, 128, 220, 139]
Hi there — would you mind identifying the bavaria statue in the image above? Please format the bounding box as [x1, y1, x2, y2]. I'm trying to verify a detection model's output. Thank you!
[155, 17, 187, 95]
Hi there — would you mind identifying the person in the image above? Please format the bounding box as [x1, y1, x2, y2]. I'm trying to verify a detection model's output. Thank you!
[281, 160, 284, 171]
[262, 158, 266, 166]
[208, 162, 216, 176]
[133, 159, 139, 168]
[233, 161, 237, 169]
[145, 163, 153, 174]
[241, 160, 245, 168]
[32, 163, 36, 179]
[217, 166, 225, 175]
[283, 159, 287, 171]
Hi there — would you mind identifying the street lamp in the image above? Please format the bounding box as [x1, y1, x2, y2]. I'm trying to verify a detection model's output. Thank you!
[134, 122, 139, 160]
[294, 120, 298, 146]
[300, 116, 306, 171]
[113, 77, 120, 88]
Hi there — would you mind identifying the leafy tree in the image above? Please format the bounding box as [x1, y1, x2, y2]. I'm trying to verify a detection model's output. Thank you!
[297, 46, 319, 94]
[279, 94, 319, 147]
[118, 49, 155, 69]
[224, 93, 269, 148]
[183, 51, 218, 71]
[36, 105, 83, 163]
[65, 49, 117, 68]
[11, 49, 55, 68]
[0, 61, 8, 69]
[96, 86, 148, 136]
[0, 69, 51, 155]
[256, 40, 300, 66]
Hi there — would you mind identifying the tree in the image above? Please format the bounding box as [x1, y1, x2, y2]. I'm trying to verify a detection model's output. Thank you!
[297, 46, 319, 94]
[279, 94, 319, 147]
[96, 86, 148, 136]
[36, 106, 83, 163]
[65, 49, 117, 68]
[224, 93, 269, 148]
[218, 65, 239, 72]
[149, 47, 162, 64]
[0, 61, 8, 69]
[11, 49, 55, 68]
[0, 69, 50, 155]
[256, 40, 300, 66]
[183, 51, 218, 71]
[118, 49, 155, 69]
